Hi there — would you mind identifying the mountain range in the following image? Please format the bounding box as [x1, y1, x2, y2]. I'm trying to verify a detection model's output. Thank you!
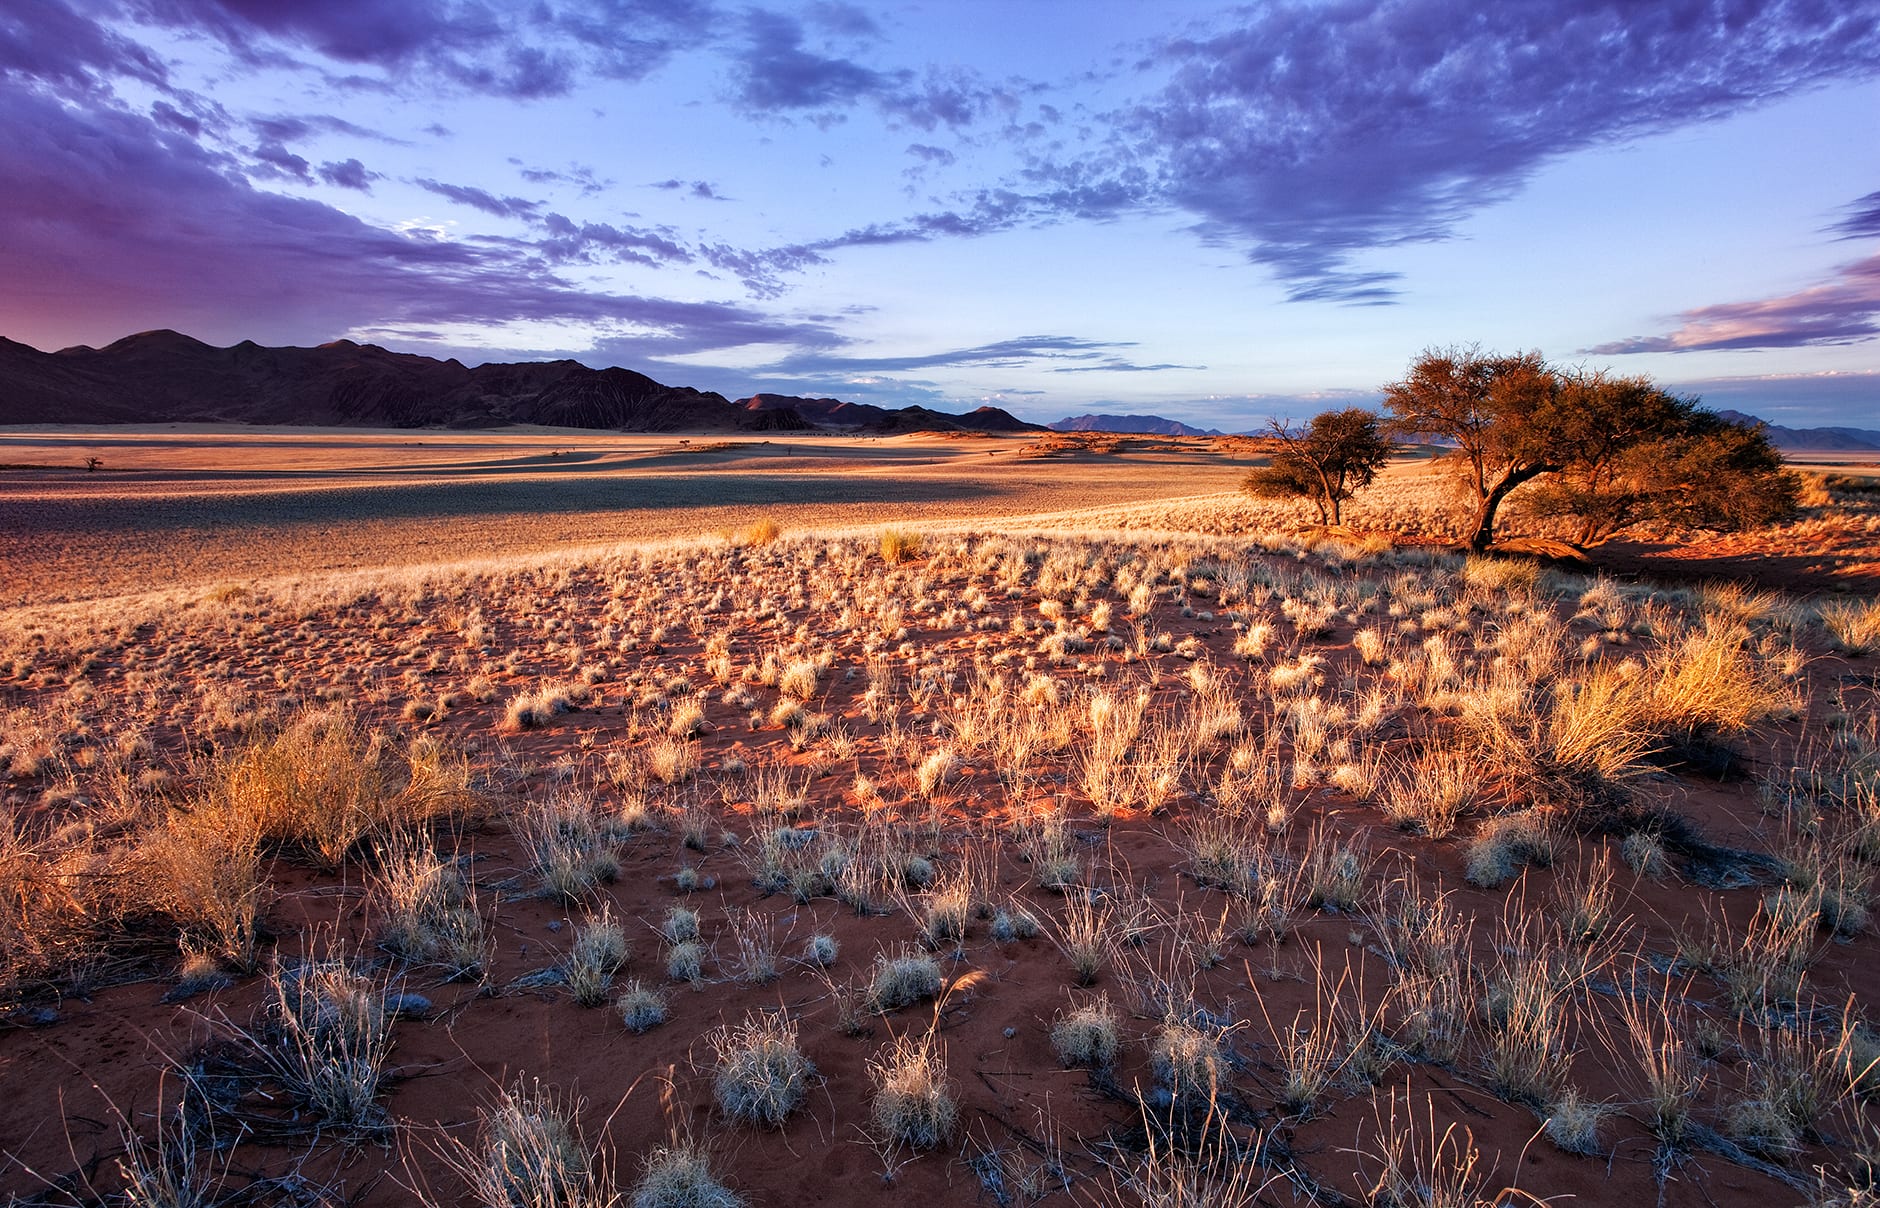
[1712, 409, 1880, 452]
[0, 331, 1039, 435]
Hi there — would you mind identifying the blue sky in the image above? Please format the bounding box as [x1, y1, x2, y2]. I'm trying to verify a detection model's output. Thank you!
[3, 0, 1878, 428]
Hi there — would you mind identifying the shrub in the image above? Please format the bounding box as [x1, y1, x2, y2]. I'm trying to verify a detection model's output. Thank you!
[1820, 598, 1880, 656]
[465, 1082, 609, 1208]
[565, 907, 628, 1007]
[666, 941, 705, 983]
[1464, 810, 1554, 888]
[1151, 1022, 1224, 1107]
[263, 959, 393, 1131]
[880, 529, 924, 564]
[521, 795, 620, 904]
[1544, 1087, 1609, 1156]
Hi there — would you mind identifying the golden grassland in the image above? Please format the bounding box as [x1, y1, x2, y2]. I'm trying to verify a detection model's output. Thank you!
[0, 429, 1877, 1207]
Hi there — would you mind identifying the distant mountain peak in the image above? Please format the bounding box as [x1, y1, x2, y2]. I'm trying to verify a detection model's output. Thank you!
[1048, 412, 1222, 437]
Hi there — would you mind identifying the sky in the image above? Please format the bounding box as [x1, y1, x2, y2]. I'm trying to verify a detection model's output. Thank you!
[3, 0, 1879, 430]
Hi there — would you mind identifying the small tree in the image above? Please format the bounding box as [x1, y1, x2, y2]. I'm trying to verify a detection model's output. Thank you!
[1241, 408, 1394, 527]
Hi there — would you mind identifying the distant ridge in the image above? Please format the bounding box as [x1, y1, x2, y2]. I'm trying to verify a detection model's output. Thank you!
[1713, 408, 1880, 451]
[0, 331, 1041, 435]
[1049, 412, 1222, 437]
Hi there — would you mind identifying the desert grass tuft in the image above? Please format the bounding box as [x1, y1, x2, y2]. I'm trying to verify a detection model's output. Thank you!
[869, 1032, 957, 1150]
[867, 948, 943, 1012]
[711, 1010, 815, 1128]
[616, 980, 670, 1033]
[564, 905, 628, 1007]
[1052, 996, 1122, 1070]
[632, 1142, 742, 1208]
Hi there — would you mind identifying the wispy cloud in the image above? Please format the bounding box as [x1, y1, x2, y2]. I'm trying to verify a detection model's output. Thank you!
[763, 334, 1156, 375]
[1829, 189, 1880, 240]
[1588, 251, 1880, 353]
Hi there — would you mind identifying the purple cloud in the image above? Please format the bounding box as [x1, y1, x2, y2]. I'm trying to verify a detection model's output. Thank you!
[413, 178, 542, 220]
[1112, 0, 1880, 302]
[0, 0, 170, 93]
[728, 9, 1004, 129]
[651, 177, 728, 199]
[318, 157, 375, 190]
[251, 138, 312, 182]
[1588, 252, 1880, 353]
[0, 87, 840, 358]
[536, 213, 693, 267]
[1830, 190, 1880, 240]
[127, 0, 700, 98]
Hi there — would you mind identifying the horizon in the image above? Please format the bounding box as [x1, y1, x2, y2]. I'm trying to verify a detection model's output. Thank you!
[3, 2, 1878, 428]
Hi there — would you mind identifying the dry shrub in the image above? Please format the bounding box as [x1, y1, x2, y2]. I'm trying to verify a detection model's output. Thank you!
[262, 957, 394, 1131]
[421, 1080, 618, 1208]
[137, 795, 269, 970]
[374, 839, 486, 979]
[1, 815, 116, 1003]
[880, 529, 924, 564]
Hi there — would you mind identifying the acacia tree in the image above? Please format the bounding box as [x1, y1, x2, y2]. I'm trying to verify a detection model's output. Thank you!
[1241, 408, 1394, 526]
[1381, 346, 1566, 553]
[1384, 346, 1797, 550]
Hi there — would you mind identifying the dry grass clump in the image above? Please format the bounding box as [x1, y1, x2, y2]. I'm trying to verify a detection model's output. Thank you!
[867, 948, 944, 1012]
[262, 957, 394, 1131]
[1354, 1091, 1496, 1208]
[1052, 996, 1122, 1070]
[198, 706, 470, 871]
[137, 792, 269, 970]
[616, 980, 670, 1033]
[711, 1011, 815, 1128]
[374, 840, 487, 979]
[1380, 747, 1481, 838]
[1819, 597, 1880, 656]
[869, 1032, 957, 1150]
[432, 1081, 615, 1208]
[1464, 809, 1554, 888]
[633, 1143, 742, 1208]
[1151, 1020, 1225, 1108]
[521, 793, 620, 903]
[880, 529, 924, 564]
[564, 905, 628, 1007]
[1544, 1085, 1612, 1156]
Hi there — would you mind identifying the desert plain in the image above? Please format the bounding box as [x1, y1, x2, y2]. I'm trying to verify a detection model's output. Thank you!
[2, 425, 1879, 1208]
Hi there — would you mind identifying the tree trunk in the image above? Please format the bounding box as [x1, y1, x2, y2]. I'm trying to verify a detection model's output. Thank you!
[1466, 464, 1554, 553]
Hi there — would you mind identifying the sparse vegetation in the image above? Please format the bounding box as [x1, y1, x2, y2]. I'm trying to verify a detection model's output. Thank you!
[4, 432, 1876, 1208]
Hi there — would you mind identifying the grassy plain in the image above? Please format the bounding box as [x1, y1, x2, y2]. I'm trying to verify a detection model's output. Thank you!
[0, 426, 1878, 1208]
